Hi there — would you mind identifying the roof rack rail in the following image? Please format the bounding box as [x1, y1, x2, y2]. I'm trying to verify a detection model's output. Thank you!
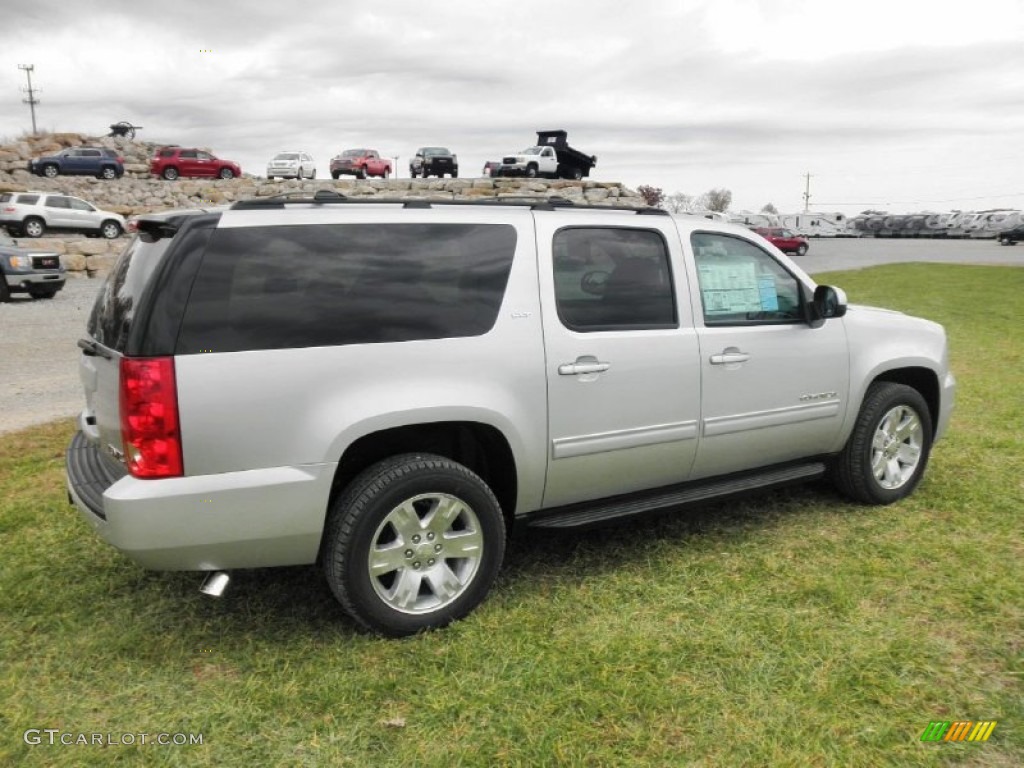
[230, 193, 666, 215]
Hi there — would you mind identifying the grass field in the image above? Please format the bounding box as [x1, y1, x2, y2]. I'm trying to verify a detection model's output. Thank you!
[1, 264, 1021, 767]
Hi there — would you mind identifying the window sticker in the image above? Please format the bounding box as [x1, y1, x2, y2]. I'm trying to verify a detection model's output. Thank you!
[698, 262, 762, 314]
[758, 274, 779, 311]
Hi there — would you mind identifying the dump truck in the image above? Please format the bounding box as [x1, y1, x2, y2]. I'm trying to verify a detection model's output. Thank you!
[496, 130, 597, 180]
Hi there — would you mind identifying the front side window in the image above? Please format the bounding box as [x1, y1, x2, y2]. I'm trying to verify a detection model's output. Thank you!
[68, 198, 94, 211]
[177, 223, 517, 353]
[691, 232, 803, 325]
[552, 227, 676, 332]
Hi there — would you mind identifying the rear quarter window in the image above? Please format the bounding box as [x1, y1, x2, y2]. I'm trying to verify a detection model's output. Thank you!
[176, 223, 518, 353]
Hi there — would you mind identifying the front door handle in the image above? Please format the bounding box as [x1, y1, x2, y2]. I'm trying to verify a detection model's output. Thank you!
[709, 350, 751, 365]
[558, 360, 611, 376]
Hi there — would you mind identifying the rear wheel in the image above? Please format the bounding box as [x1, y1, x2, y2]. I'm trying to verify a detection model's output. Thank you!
[162, 167, 179, 181]
[322, 453, 506, 636]
[23, 217, 45, 238]
[833, 382, 933, 504]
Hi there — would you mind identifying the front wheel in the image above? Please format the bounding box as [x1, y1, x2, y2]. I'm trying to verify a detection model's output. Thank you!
[99, 166, 117, 180]
[832, 382, 933, 504]
[162, 167, 179, 181]
[100, 220, 122, 239]
[43, 164, 59, 178]
[332, 171, 341, 180]
[218, 167, 235, 179]
[0, 276, 10, 303]
[322, 453, 506, 637]
[526, 164, 538, 178]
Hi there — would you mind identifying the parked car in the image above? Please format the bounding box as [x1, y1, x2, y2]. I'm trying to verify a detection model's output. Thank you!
[997, 225, 1024, 245]
[28, 147, 124, 179]
[150, 147, 241, 180]
[0, 191, 125, 239]
[330, 149, 391, 179]
[482, 160, 502, 178]
[496, 130, 597, 180]
[66, 193, 954, 637]
[0, 229, 64, 301]
[751, 226, 810, 256]
[267, 151, 316, 180]
[410, 147, 458, 178]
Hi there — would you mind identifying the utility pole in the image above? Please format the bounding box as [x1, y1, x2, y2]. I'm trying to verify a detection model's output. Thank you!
[802, 171, 812, 213]
[18, 64, 40, 135]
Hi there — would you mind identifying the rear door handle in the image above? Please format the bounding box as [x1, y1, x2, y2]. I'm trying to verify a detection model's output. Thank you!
[558, 360, 611, 376]
[709, 350, 750, 365]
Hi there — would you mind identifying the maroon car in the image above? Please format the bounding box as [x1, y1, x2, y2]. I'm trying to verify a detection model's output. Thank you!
[752, 227, 809, 256]
[150, 147, 242, 180]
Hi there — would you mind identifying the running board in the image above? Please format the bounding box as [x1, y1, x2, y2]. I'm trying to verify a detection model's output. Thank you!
[526, 461, 827, 529]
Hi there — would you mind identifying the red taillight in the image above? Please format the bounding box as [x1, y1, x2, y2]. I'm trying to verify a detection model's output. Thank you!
[119, 357, 183, 478]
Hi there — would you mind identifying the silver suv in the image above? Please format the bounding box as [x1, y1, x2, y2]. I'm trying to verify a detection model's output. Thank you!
[66, 192, 955, 636]
[0, 192, 125, 239]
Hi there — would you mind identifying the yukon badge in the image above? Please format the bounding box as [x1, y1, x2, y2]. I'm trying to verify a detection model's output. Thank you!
[800, 391, 838, 402]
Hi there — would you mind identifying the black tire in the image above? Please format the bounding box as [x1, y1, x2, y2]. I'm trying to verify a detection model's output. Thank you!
[322, 453, 506, 637]
[218, 167, 234, 179]
[100, 220, 122, 239]
[358, 168, 367, 180]
[452, 170, 458, 178]
[832, 382, 933, 505]
[796, 243, 809, 256]
[42, 164, 59, 178]
[410, 169, 417, 179]
[383, 168, 390, 179]
[99, 166, 117, 180]
[267, 175, 275, 180]
[23, 217, 45, 238]
[526, 164, 538, 178]
[162, 167, 179, 181]
[332, 171, 340, 180]
[0, 275, 10, 303]
[29, 289, 57, 299]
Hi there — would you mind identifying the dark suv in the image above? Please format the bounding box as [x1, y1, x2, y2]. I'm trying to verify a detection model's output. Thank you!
[997, 225, 1024, 245]
[29, 147, 125, 179]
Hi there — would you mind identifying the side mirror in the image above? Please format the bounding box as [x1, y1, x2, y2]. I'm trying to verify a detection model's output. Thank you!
[806, 284, 847, 328]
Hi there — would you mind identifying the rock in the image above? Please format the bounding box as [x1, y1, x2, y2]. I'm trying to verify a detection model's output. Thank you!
[70, 239, 110, 255]
[86, 253, 118, 275]
[62, 253, 87, 271]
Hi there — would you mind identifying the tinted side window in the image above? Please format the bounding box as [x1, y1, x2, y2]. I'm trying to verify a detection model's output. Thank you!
[690, 232, 802, 325]
[16, 194, 39, 205]
[45, 197, 70, 209]
[176, 223, 517, 353]
[552, 227, 676, 332]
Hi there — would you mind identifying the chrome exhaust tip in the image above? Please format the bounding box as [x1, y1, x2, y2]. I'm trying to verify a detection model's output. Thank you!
[199, 571, 230, 597]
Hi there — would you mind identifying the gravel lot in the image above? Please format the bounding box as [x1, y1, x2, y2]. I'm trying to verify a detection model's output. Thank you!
[1, 237, 1020, 436]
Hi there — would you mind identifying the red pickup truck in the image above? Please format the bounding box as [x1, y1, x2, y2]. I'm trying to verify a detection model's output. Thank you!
[330, 149, 392, 179]
[751, 227, 809, 256]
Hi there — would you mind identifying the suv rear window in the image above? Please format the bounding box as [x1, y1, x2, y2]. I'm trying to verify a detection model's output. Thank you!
[176, 223, 517, 353]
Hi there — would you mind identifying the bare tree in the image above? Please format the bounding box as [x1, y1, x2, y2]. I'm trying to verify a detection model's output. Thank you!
[664, 192, 694, 213]
[761, 202, 778, 214]
[698, 188, 732, 212]
[636, 185, 665, 208]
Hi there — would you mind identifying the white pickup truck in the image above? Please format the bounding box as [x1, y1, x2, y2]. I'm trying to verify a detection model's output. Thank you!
[497, 130, 597, 180]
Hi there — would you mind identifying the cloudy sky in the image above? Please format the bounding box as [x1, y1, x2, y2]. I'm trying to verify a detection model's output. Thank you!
[3, 0, 1024, 215]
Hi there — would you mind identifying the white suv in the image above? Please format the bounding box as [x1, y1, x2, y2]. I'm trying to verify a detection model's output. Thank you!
[66, 192, 955, 636]
[266, 151, 315, 180]
[0, 192, 125, 239]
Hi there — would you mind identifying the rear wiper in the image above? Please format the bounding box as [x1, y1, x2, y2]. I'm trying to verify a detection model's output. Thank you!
[78, 338, 114, 360]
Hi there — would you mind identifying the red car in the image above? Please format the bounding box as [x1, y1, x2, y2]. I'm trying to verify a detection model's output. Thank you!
[751, 227, 809, 256]
[330, 149, 392, 179]
[150, 147, 242, 180]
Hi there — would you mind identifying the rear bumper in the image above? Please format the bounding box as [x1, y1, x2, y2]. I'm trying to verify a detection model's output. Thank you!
[66, 430, 335, 571]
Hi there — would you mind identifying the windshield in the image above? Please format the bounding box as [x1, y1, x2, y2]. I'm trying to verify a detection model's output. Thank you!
[342, 149, 366, 158]
[274, 153, 299, 161]
[423, 148, 449, 156]
[522, 147, 541, 155]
